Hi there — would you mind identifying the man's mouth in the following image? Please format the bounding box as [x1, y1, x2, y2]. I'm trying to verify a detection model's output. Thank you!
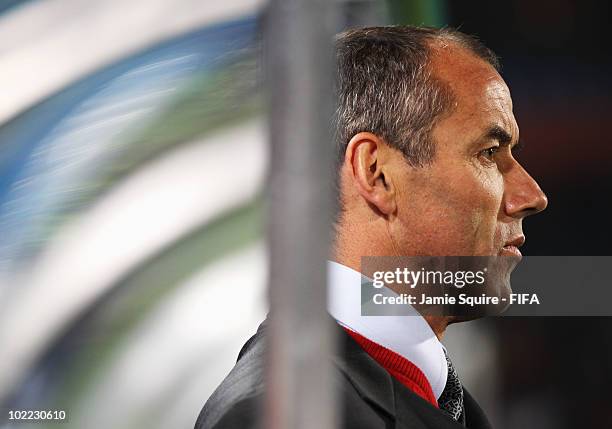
[500, 236, 525, 258]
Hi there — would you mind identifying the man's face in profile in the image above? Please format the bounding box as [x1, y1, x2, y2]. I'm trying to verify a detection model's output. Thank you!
[388, 44, 548, 260]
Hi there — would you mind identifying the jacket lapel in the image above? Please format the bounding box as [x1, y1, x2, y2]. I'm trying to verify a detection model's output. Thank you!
[336, 323, 492, 429]
[463, 388, 493, 429]
[254, 317, 493, 429]
[333, 324, 397, 419]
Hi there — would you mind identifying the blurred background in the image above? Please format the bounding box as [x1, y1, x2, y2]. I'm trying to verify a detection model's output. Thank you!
[0, 0, 610, 428]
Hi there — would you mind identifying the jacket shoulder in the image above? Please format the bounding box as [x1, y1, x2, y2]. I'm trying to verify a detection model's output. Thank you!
[195, 328, 391, 429]
[194, 330, 266, 429]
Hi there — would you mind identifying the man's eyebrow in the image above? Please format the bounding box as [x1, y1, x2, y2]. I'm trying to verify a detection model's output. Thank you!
[485, 125, 514, 145]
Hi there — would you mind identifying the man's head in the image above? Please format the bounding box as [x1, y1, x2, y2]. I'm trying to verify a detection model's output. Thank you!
[333, 26, 548, 266]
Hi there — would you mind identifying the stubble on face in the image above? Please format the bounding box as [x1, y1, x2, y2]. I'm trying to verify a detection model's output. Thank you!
[388, 42, 520, 257]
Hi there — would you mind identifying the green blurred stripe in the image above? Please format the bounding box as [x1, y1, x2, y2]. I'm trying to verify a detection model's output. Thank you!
[48, 197, 264, 419]
[43, 56, 262, 245]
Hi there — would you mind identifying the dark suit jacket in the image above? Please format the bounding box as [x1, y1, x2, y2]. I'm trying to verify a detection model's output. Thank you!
[195, 320, 493, 429]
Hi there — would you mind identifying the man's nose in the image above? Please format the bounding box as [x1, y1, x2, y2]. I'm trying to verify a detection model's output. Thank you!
[504, 163, 548, 219]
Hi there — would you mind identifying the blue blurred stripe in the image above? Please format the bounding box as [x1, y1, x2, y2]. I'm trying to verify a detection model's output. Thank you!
[0, 14, 259, 270]
[0, 14, 257, 204]
[0, 0, 35, 15]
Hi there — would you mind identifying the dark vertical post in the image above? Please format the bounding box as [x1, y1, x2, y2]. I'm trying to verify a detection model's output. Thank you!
[265, 0, 338, 428]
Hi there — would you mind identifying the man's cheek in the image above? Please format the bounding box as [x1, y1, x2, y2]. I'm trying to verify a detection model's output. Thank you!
[465, 185, 502, 254]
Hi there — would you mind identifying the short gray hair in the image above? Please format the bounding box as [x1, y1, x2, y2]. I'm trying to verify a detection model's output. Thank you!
[334, 26, 500, 171]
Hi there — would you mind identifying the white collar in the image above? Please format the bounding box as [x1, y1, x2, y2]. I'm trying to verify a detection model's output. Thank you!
[327, 260, 448, 399]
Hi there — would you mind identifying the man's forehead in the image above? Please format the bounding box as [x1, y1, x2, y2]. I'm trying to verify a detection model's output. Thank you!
[428, 41, 517, 139]
[429, 41, 509, 100]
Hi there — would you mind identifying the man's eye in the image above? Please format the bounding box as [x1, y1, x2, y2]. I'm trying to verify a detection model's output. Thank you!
[480, 146, 499, 159]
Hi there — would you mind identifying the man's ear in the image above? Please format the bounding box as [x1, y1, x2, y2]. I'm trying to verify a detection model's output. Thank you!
[344, 132, 397, 216]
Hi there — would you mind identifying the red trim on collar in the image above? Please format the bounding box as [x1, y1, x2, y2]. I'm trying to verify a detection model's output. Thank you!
[343, 327, 439, 408]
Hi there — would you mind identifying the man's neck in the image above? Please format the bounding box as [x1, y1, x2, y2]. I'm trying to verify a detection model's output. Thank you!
[423, 316, 451, 340]
[331, 253, 453, 340]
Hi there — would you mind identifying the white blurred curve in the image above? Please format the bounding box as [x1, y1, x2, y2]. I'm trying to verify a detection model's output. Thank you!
[0, 117, 267, 400]
[0, 0, 264, 125]
[71, 243, 267, 429]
